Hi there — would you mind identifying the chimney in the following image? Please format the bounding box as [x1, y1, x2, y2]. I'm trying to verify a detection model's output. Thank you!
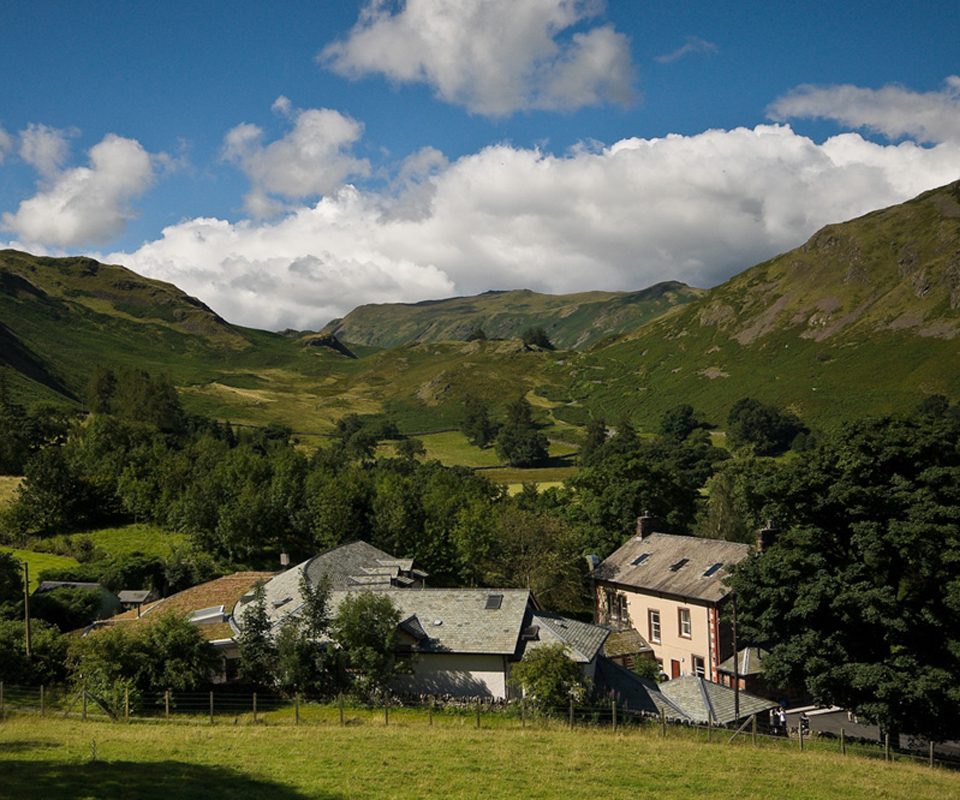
[636, 511, 658, 539]
[756, 520, 779, 553]
[280, 551, 290, 568]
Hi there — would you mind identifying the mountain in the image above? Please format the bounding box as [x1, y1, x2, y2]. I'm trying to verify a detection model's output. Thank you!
[321, 282, 702, 350]
[569, 180, 960, 426]
[0, 250, 306, 405]
[2, 181, 958, 436]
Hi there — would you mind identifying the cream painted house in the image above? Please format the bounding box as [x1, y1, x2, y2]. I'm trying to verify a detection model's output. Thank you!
[592, 524, 753, 682]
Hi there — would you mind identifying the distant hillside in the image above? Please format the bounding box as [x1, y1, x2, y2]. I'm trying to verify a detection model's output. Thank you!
[0, 250, 308, 406]
[570, 180, 960, 426]
[321, 282, 702, 350]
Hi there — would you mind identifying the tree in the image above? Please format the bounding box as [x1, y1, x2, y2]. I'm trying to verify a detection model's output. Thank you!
[509, 643, 585, 711]
[495, 397, 548, 467]
[0, 377, 33, 474]
[395, 437, 426, 462]
[481, 507, 586, 613]
[32, 587, 103, 631]
[659, 404, 706, 442]
[332, 591, 402, 699]
[460, 397, 498, 449]
[0, 618, 67, 685]
[729, 414, 960, 743]
[276, 571, 334, 693]
[237, 584, 277, 688]
[726, 397, 806, 456]
[521, 327, 553, 350]
[579, 417, 607, 464]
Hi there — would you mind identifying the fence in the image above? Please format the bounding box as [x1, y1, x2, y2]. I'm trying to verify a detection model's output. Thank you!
[1, 683, 956, 771]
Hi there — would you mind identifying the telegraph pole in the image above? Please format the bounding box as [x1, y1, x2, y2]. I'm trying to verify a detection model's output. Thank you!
[23, 562, 32, 658]
[731, 590, 740, 725]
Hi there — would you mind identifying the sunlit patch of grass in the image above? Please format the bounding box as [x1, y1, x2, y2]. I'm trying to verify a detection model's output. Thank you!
[0, 714, 957, 800]
[0, 547, 80, 589]
[0, 475, 22, 508]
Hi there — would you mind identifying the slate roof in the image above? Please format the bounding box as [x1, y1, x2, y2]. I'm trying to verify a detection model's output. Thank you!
[595, 659, 686, 718]
[592, 533, 753, 603]
[657, 675, 777, 725]
[303, 540, 425, 590]
[347, 588, 533, 656]
[35, 581, 106, 594]
[717, 647, 768, 677]
[117, 589, 155, 604]
[528, 611, 609, 663]
[603, 628, 653, 659]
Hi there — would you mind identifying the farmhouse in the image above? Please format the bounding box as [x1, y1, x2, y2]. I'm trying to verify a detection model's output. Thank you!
[235, 541, 609, 699]
[591, 515, 758, 682]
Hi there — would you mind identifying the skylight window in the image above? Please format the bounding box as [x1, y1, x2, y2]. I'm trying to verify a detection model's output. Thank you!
[631, 553, 651, 566]
[669, 558, 689, 572]
[703, 562, 724, 577]
[485, 594, 503, 610]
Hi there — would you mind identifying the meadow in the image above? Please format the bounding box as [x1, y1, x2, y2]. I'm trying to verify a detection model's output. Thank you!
[0, 713, 956, 800]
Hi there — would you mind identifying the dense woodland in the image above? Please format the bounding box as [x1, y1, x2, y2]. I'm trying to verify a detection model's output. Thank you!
[1, 367, 959, 739]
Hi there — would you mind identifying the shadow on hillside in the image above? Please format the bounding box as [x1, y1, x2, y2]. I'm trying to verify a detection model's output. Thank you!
[0, 759, 340, 800]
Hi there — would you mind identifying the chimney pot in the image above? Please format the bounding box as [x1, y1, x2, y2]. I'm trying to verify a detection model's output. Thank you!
[637, 511, 658, 539]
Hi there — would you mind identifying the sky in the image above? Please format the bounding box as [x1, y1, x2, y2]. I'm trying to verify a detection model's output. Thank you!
[1, 0, 959, 331]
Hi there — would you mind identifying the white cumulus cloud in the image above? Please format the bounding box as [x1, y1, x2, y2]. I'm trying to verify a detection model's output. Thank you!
[109, 123, 960, 331]
[18, 123, 77, 179]
[2, 133, 155, 247]
[768, 76, 960, 144]
[319, 0, 637, 116]
[223, 101, 370, 217]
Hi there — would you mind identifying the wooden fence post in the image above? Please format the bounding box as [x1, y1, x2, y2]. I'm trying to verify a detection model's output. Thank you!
[253, 692, 258, 724]
[568, 698, 574, 729]
[40, 685, 45, 717]
[799, 722, 804, 751]
[1, 682, 5, 720]
[338, 693, 344, 726]
[751, 714, 757, 745]
[840, 728, 845, 756]
[384, 704, 389, 726]
[884, 734, 890, 762]
[164, 690, 169, 719]
[82, 686, 87, 722]
[521, 700, 526, 729]
[660, 708, 666, 738]
[428, 697, 433, 727]
[476, 702, 481, 729]
[209, 691, 214, 725]
[707, 714, 712, 741]
[123, 687, 129, 722]
[295, 694, 300, 726]
[929, 740, 935, 768]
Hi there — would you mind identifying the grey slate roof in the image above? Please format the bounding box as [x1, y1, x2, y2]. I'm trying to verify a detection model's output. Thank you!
[595, 659, 687, 718]
[717, 647, 768, 677]
[657, 675, 777, 725]
[603, 628, 653, 659]
[35, 581, 104, 593]
[592, 533, 753, 603]
[118, 589, 154, 604]
[363, 588, 533, 655]
[528, 611, 609, 663]
[304, 540, 424, 590]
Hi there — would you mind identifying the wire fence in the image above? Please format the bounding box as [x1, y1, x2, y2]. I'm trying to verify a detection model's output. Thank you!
[1, 682, 956, 771]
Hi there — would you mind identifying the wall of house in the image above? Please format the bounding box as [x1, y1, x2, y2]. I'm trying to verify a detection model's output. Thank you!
[598, 585, 715, 681]
[390, 653, 510, 699]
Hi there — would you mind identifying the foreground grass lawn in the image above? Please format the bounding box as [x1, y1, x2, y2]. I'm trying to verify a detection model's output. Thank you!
[0, 715, 955, 800]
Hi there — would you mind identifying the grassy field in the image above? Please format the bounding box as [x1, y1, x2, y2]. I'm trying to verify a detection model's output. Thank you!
[82, 524, 188, 558]
[0, 476, 21, 508]
[0, 547, 79, 590]
[0, 714, 956, 800]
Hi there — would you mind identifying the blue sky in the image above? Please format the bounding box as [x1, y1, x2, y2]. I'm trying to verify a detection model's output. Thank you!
[1, 1, 959, 329]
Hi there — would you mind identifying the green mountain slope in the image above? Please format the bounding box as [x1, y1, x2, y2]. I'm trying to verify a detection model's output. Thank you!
[571, 180, 960, 427]
[321, 282, 702, 350]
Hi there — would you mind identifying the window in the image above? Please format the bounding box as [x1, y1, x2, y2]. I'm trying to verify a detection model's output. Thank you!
[669, 558, 689, 572]
[485, 594, 503, 610]
[630, 552, 651, 566]
[648, 609, 661, 643]
[679, 607, 692, 638]
[605, 590, 629, 625]
[703, 562, 724, 577]
[692, 655, 706, 678]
